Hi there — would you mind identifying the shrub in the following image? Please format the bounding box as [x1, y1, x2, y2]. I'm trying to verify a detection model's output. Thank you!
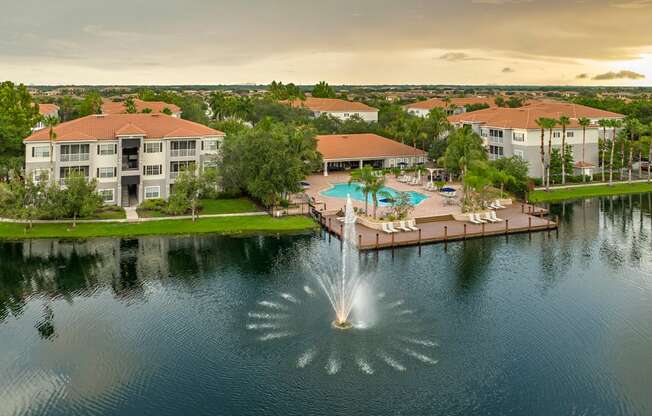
[139, 198, 166, 210]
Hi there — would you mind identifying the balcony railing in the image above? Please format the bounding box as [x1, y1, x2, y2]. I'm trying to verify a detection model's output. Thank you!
[170, 171, 180, 180]
[60, 153, 89, 162]
[170, 149, 196, 157]
[59, 177, 89, 186]
[122, 157, 139, 171]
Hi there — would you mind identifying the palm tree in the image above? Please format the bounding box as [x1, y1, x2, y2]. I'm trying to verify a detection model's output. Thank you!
[644, 129, 652, 182]
[578, 117, 591, 182]
[608, 119, 623, 185]
[367, 176, 387, 219]
[626, 118, 643, 181]
[598, 119, 609, 182]
[558, 115, 570, 184]
[546, 118, 558, 190]
[535, 117, 548, 187]
[44, 115, 59, 184]
[349, 166, 375, 215]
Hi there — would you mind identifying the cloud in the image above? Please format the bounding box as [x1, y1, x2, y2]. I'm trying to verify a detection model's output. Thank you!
[502, 67, 515, 73]
[611, 0, 652, 9]
[438, 52, 485, 61]
[472, 0, 534, 4]
[576, 73, 589, 79]
[591, 70, 645, 80]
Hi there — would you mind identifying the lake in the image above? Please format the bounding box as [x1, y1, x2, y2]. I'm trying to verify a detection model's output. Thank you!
[1, 193, 651, 415]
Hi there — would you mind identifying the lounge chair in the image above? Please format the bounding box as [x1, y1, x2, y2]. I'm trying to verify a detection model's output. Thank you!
[495, 200, 506, 209]
[469, 213, 481, 224]
[489, 201, 499, 209]
[407, 219, 419, 231]
[472, 213, 486, 224]
[398, 221, 411, 232]
[483, 212, 498, 223]
[382, 223, 395, 234]
[489, 211, 503, 222]
[387, 222, 400, 233]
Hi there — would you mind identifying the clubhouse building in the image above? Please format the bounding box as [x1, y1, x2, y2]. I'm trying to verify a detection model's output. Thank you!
[317, 133, 427, 176]
[24, 114, 224, 206]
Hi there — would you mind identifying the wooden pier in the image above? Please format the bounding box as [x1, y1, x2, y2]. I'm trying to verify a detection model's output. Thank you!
[315, 203, 557, 250]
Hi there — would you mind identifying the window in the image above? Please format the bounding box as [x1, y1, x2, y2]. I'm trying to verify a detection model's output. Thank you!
[513, 133, 525, 142]
[144, 142, 163, 153]
[32, 146, 50, 158]
[32, 169, 49, 183]
[203, 160, 218, 170]
[144, 186, 160, 199]
[566, 131, 574, 138]
[59, 166, 89, 184]
[489, 129, 504, 143]
[97, 167, 116, 178]
[98, 189, 114, 203]
[489, 145, 504, 156]
[98, 143, 117, 155]
[170, 161, 195, 178]
[553, 132, 561, 138]
[202, 140, 219, 152]
[343, 113, 350, 118]
[170, 140, 196, 157]
[143, 164, 162, 176]
[514, 149, 525, 159]
[60, 144, 90, 162]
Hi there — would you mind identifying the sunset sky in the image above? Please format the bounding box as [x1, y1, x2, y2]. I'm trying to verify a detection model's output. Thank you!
[2, 0, 652, 85]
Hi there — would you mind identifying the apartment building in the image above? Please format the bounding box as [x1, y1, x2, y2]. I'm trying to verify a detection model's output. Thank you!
[404, 97, 497, 117]
[101, 99, 182, 118]
[283, 97, 379, 122]
[24, 114, 224, 206]
[32, 103, 60, 131]
[447, 103, 625, 178]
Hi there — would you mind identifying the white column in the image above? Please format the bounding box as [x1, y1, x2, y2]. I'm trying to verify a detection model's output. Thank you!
[324, 161, 328, 177]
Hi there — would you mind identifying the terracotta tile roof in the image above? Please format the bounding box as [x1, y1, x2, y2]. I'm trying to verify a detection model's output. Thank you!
[574, 161, 596, 168]
[317, 133, 426, 160]
[115, 123, 148, 136]
[405, 96, 497, 111]
[284, 97, 378, 113]
[447, 102, 624, 130]
[101, 98, 181, 115]
[24, 114, 223, 142]
[37, 103, 59, 116]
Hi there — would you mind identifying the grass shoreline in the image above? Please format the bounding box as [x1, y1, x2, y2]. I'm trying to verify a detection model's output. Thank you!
[0, 215, 317, 240]
[529, 182, 652, 203]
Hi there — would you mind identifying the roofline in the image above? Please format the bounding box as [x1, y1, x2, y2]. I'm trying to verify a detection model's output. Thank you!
[323, 154, 427, 161]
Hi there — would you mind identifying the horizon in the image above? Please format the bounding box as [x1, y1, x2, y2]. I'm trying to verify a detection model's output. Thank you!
[3, 0, 652, 87]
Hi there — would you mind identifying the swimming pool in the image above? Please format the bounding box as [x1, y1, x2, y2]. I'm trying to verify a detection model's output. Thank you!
[320, 182, 428, 206]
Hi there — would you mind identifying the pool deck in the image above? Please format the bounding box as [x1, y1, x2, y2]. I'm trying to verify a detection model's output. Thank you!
[306, 173, 556, 250]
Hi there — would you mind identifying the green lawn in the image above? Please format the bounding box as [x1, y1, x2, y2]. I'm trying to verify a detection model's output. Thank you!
[529, 182, 652, 203]
[86, 206, 127, 220]
[0, 216, 317, 240]
[137, 197, 262, 218]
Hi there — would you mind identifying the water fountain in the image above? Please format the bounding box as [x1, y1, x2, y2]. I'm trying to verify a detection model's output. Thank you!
[316, 195, 362, 330]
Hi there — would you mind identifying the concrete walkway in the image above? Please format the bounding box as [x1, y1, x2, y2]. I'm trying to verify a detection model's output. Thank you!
[0, 211, 269, 225]
[534, 179, 651, 191]
[124, 207, 139, 222]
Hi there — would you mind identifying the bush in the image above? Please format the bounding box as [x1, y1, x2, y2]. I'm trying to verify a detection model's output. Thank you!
[139, 198, 167, 210]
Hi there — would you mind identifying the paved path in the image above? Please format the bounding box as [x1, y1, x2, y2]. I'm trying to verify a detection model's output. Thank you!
[124, 207, 139, 222]
[534, 179, 651, 191]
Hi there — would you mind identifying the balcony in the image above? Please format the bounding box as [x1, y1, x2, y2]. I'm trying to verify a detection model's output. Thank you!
[122, 155, 139, 171]
[60, 153, 89, 162]
[170, 148, 196, 158]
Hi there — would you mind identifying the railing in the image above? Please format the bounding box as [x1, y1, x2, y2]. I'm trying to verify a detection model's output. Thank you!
[60, 153, 89, 162]
[169, 171, 180, 180]
[122, 159, 139, 171]
[59, 177, 89, 186]
[170, 149, 196, 157]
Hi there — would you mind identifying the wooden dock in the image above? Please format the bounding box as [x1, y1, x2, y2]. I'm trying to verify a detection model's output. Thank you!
[315, 203, 556, 250]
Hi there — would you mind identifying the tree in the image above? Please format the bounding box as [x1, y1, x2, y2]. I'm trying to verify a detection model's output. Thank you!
[78, 91, 102, 116]
[440, 126, 486, 179]
[387, 191, 414, 220]
[218, 119, 321, 207]
[558, 115, 570, 184]
[349, 166, 379, 217]
[168, 168, 210, 221]
[268, 81, 305, 101]
[62, 172, 102, 227]
[491, 156, 529, 196]
[546, 118, 558, 190]
[0, 81, 41, 172]
[311, 81, 336, 98]
[536, 118, 556, 190]
[124, 97, 137, 113]
[549, 145, 573, 184]
[578, 117, 591, 182]
[608, 119, 623, 185]
[44, 115, 59, 182]
[494, 96, 506, 107]
[598, 119, 610, 182]
[642, 132, 652, 182]
[625, 117, 644, 182]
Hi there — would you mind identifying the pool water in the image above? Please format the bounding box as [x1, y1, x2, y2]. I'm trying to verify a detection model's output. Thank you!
[321, 182, 428, 206]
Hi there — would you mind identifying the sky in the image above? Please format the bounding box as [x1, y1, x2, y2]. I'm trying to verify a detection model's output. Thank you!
[1, 0, 652, 86]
